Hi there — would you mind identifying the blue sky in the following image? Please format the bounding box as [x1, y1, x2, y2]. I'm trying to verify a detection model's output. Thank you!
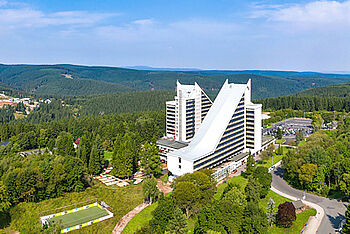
[0, 0, 349, 71]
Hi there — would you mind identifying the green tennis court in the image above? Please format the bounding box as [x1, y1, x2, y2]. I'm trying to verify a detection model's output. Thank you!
[49, 206, 109, 229]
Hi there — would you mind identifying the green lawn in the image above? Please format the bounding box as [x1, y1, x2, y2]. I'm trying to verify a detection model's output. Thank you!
[3, 183, 143, 234]
[268, 208, 317, 234]
[257, 146, 290, 169]
[104, 151, 113, 160]
[50, 206, 108, 229]
[260, 190, 292, 212]
[257, 154, 283, 169]
[275, 139, 285, 144]
[122, 202, 158, 234]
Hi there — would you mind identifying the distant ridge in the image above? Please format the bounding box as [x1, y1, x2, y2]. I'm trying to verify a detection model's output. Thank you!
[0, 63, 350, 98]
[123, 65, 202, 71]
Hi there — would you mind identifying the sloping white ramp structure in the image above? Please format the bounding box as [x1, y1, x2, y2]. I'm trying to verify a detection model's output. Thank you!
[167, 79, 262, 176]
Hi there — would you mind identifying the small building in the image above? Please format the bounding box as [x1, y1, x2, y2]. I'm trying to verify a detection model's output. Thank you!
[292, 200, 305, 212]
[156, 138, 188, 161]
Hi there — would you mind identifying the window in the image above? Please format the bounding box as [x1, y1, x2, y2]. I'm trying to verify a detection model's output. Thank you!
[179, 165, 182, 169]
[178, 157, 182, 163]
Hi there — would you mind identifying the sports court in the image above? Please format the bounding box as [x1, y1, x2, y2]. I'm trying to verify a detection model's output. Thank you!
[49, 205, 109, 229]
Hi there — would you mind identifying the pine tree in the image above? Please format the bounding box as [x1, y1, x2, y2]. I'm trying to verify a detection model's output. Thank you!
[166, 207, 188, 234]
[88, 144, 102, 175]
[140, 142, 161, 177]
[343, 205, 350, 234]
[0, 181, 11, 212]
[77, 132, 92, 167]
[56, 132, 75, 157]
[113, 134, 135, 178]
[266, 198, 275, 227]
[245, 153, 255, 177]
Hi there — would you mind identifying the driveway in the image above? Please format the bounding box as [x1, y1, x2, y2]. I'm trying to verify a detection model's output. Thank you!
[271, 167, 347, 234]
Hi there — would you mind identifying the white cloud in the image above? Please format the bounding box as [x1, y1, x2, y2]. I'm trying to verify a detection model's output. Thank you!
[132, 19, 154, 26]
[95, 19, 239, 44]
[0, 0, 7, 7]
[251, 1, 350, 27]
[0, 7, 117, 29]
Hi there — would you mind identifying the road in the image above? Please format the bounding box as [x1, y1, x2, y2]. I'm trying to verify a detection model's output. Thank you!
[271, 166, 347, 234]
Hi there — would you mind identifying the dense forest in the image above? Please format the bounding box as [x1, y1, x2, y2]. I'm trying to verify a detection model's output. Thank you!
[258, 96, 350, 112]
[76, 91, 174, 116]
[282, 116, 350, 197]
[296, 82, 350, 97]
[257, 82, 350, 112]
[1, 64, 350, 98]
[0, 90, 174, 124]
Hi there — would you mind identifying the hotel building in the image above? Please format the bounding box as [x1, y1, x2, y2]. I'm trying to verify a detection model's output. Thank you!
[167, 79, 263, 177]
[166, 81, 213, 142]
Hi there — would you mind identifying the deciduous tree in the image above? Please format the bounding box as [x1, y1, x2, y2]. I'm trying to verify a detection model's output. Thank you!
[253, 166, 272, 198]
[173, 181, 201, 218]
[142, 176, 159, 204]
[277, 202, 296, 228]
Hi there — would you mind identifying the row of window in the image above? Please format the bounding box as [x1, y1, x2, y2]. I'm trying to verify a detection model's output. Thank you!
[194, 142, 245, 170]
[217, 132, 244, 149]
[220, 126, 244, 142]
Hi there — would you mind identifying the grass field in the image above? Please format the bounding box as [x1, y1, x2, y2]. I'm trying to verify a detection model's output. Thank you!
[104, 151, 113, 160]
[122, 202, 158, 234]
[2, 183, 143, 234]
[49, 206, 109, 229]
[257, 146, 290, 169]
[275, 139, 286, 144]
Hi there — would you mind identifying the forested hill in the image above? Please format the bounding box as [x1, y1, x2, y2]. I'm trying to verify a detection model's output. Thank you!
[296, 82, 350, 97]
[1, 64, 350, 99]
[257, 82, 350, 112]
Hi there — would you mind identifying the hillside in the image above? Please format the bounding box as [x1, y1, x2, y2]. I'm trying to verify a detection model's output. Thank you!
[76, 91, 174, 116]
[1, 64, 350, 98]
[257, 82, 350, 112]
[296, 82, 350, 97]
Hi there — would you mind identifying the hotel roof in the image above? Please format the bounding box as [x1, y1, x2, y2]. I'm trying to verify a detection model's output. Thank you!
[168, 80, 249, 161]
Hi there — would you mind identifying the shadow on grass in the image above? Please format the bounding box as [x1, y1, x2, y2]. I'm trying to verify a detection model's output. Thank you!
[0, 212, 11, 229]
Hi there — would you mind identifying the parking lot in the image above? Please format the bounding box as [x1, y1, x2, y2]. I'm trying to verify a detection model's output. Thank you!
[264, 118, 313, 138]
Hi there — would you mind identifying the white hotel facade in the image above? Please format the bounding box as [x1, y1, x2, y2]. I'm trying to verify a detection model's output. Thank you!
[166, 81, 213, 142]
[165, 79, 263, 177]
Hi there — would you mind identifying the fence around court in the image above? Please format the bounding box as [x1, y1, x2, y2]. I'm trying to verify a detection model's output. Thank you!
[40, 198, 99, 217]
[40, 200, 114, 233]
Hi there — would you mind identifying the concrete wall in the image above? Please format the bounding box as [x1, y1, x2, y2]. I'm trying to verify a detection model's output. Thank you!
[167, 154, 193, 176]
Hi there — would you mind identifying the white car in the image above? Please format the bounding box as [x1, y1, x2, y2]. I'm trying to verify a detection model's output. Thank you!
[268, 165, 275, 172]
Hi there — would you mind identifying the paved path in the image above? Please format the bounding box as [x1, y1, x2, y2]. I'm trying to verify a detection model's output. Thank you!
[271, 166, 347, 234]
[112, 203, 149, 234]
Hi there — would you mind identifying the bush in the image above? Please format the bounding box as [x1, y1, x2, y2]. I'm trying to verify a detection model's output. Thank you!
[277, 202, 296, 228]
